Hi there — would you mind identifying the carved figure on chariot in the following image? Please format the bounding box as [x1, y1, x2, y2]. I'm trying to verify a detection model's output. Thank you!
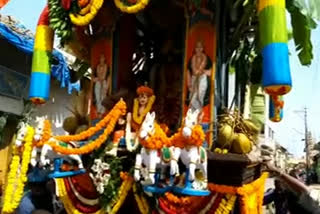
[32, 116, 86, 178]
[132, 108, 209, 196]
[170, 109, 208, 193]
[106, 83, 156, 155]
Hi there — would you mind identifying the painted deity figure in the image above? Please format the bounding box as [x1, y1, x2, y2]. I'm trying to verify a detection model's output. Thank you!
[129, 85, 156, 131]
[125, 85, 156, 152]
[94, 54, 110, 118]
[188, 40, 212, 111]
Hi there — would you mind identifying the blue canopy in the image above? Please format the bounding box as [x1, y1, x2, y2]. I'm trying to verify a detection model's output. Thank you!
[0, 21, 76, 90]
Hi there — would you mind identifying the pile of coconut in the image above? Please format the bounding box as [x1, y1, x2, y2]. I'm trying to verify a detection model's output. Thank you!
[216, 109, 260, 155]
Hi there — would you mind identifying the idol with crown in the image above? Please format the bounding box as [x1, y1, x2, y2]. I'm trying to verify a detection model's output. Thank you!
[106, 83, 156, 156]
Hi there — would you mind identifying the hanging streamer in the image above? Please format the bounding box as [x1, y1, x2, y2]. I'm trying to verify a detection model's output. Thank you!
[29, 5, 54, 104]
[269, 95, 284, 122]
[258, 0, 292, 96]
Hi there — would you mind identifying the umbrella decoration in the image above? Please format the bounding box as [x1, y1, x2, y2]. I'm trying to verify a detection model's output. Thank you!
[258, 0, 292, 96]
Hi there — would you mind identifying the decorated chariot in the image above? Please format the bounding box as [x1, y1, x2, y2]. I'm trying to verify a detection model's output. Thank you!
[1, 0, 293, 213]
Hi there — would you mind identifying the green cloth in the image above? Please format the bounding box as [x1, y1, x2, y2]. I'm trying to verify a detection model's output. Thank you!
[31, 50, 51, 74]
[259, 6, 288, 48]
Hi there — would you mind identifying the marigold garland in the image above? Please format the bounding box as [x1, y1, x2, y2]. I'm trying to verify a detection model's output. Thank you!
[133, 183, 149, 214]
[78, 0, 89, 7]
[170, 124, 205, 148]
[46, 101, 126, 155]
[114, 0, 149, 14]
[159, 192, 212, 214]
[35, 119, 52, 147]
[132, 95, 155, 125]
[140, 123, 171, 150]
[54, 100, 126, 142]
[165, 192, 191, 206]
[208, 172, 268, 214]
[2, 155, 20, 213]
[214, 194, 237, 214]
[2, 126, 35, 213]
[109, 172, 133, 214]
[70, 0, 104, 26]
[79, 1, 93, 15]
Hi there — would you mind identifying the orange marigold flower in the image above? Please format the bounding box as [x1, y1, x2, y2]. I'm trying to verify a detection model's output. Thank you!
[140, 124, 169, 150]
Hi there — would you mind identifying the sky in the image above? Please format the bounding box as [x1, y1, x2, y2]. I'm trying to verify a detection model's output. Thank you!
[269, 24, 320, 157]
[1, 1, 320, 157]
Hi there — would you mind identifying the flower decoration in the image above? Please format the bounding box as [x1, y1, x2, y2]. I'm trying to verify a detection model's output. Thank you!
[35, 119, 52, 147]
[70, 0, 104, 26]
[2, 126, 35, 213]
[170, 124, 205, 148]
[90, 158, 111, 194]
[45, 100, 126, 155]
[132, 95, 155, 125]
[139, 123, 171, 150]
[114, 0, 149, 14]
[208, 172, 268, 214]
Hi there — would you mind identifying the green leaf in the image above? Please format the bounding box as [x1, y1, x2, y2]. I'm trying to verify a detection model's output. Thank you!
[287, 29, 293, 40]
[286, 0, 317, 65]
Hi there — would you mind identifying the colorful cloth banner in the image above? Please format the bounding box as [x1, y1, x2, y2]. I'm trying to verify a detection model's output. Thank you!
[258, 0, 292, 96]
[29, 6, 54, 104]
[269, 95, 284, 122]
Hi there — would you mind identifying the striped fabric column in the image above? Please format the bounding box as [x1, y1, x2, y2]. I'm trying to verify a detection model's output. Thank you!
[29, 6, 54, 104]
[269, 95, 284, 122]
[258, 0, 292, 96]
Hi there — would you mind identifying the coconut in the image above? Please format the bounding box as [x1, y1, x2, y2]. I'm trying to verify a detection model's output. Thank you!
[243, 119, 260, 134]
[231, 133, 252, 154]
[217, 124, 234, 148]
[63, 116, 79, 134]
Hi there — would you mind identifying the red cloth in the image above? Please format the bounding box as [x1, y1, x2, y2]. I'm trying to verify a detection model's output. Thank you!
[37, 5, 50, 26]
[0, 0, 9, 8]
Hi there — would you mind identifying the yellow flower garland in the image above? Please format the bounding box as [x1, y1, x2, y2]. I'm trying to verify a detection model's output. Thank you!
[56, 172, 133, 214]
[47, 100, 126, 155]
[110, 172, 133, 214]
[215, 194, 237, 214]
[133, 183, 149, 214]
[132, 95, 155, 125]
[2, 155, 20, 213]
[70, 0, 104, 26]
[208, 172, 268, 214]
[2, 126, 35, 213]
[114, 0, 149, 13]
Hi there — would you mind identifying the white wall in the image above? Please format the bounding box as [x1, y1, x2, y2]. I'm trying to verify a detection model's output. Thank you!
[30, 80, 73, 135]
[0, 95, 24, 115]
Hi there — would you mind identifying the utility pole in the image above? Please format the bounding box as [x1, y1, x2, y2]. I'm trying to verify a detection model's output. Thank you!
[304, 107, 310, 178]
[294, 107, 309, 182]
